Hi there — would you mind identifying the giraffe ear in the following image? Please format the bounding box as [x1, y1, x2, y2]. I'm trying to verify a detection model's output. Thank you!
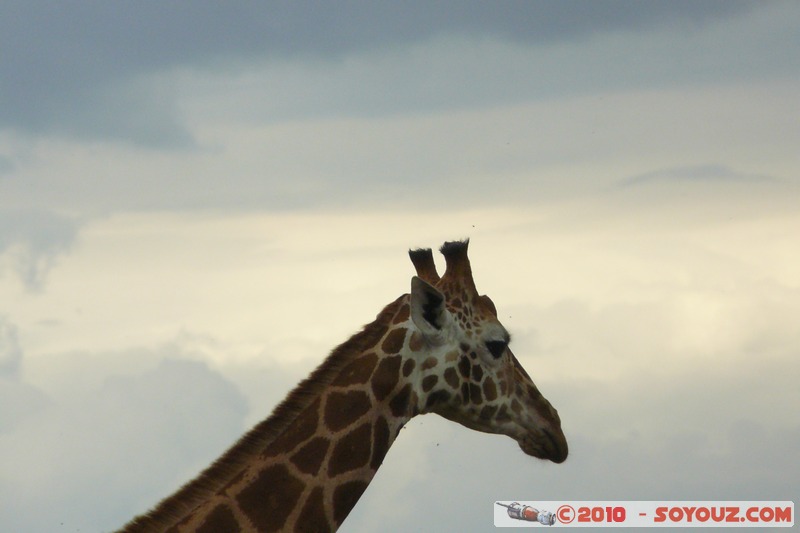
[410, 276, 447, 334]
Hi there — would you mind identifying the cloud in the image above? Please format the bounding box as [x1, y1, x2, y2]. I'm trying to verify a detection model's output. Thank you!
[1, 2, 755, 81]
[0, 316, 51, 435]
[0, 209, 80, 290]
[0, 2, 780, 145]
[0, 377, 51, 434]
[0, 351, 248, 533]
[621, 164, 776, 187]
[0, 316, 22, 376]
[0, 154, 14, 175]
[177, 2, 798, 129]
[5, 77, 796, 219]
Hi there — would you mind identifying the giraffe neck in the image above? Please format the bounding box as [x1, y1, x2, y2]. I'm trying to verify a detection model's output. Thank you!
[121, 295, 417, 533]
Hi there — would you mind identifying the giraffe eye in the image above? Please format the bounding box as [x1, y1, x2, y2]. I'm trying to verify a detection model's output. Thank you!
[485, 340, 507, 359]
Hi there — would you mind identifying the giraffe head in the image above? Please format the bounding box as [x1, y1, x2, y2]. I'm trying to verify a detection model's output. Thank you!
[407, 240, 567, 463]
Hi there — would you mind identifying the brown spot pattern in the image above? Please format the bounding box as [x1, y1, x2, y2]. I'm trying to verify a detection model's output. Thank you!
[291, 436, 330, 475]
[479, 404, 498, 420]
[331, 352, 378, 387]
[409, 332, 424, 352]
[297, 487, 328, 533]
[498, 377, 509, 395]
[389, 383, 412, 417]
[511, 398, 522, 414]
[371, 355, 401, 401]
[264, 398, 320, 456]
[402, 358, 415, 377]
[371, 416, 390, 470]
[496, 404, 510, 422]
[392, 303, 410, 324]
[422, 374, 438, 392]
[237, 464, 304, 531]
[421, 356, 437, 370]
[333, 480, 369, 526]
[328, 422, 372, 477]
[381, 327, 407, 354]
[460, 382, 470, 402]
[324, 390, 371, 432]
[444, 367, 459, 389]
[196, 504, 238, 533]
[469, 383, 483, 404]
[425, 389, 451, 410]
[457, 356, 471, 379]
[482, 377, 497, 402]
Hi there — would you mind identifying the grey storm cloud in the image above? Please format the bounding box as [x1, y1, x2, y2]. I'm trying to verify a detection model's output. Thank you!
[1, 1, 759, 145]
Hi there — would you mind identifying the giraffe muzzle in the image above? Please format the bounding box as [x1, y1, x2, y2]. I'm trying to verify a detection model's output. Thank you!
[519, 427, 568, 463]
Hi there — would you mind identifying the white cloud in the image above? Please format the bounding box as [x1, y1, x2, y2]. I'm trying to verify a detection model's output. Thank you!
[0, 350, 248, 533]
[4, 79, 797, 220]
[0, 316, 22, 376]
[0, 210, 80, 291]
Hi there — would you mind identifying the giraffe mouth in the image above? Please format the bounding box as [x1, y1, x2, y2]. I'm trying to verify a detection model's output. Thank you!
[519, 429, 568, 463]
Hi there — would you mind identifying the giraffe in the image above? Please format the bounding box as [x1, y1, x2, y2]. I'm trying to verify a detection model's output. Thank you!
[120, 240, 567, 532]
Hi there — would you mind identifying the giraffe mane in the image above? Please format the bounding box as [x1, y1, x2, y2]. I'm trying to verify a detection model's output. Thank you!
[122, 294, 408, 532]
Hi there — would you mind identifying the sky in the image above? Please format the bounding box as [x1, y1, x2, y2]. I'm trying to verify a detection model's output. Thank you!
[1, 2, 799, 531]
